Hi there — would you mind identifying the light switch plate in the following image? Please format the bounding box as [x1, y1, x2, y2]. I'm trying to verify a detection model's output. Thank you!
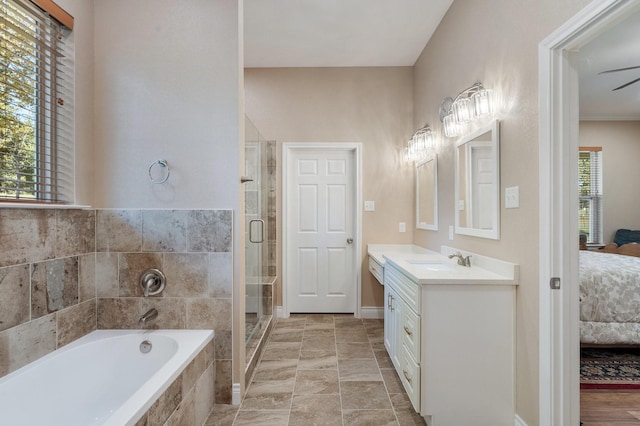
[399, 222, 406, 233]
[505, 186, 520, 209]
[364, 200, 375, 212]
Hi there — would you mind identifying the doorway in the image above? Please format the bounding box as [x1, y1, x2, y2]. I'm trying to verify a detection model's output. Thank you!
[282, 143, 362, 317]
[539, 0, 640, 424]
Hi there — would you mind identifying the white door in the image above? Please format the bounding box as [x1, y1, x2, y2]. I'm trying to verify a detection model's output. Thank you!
[285, 147, 356, 313]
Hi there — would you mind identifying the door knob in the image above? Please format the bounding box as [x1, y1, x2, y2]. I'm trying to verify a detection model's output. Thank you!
[347, 238, 353, 244]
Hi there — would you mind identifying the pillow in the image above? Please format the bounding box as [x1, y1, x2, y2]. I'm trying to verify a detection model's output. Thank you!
[613, 229, 640, 246]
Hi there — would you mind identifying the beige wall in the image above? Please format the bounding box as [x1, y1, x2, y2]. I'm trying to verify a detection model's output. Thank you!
[411, 1, 590, 424]
[579, 121, 640, 243]
[244, 67, 415, 308]
[92, 0, 242, 209]
[92, 0, 246, 396]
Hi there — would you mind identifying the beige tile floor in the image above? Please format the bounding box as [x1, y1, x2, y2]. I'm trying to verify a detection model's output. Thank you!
[205, 314, 426, 426]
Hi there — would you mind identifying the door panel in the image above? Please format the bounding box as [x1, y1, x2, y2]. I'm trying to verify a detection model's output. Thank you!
[287, 148, 355, 313]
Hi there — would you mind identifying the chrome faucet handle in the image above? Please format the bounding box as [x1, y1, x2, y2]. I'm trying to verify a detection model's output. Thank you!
[463, 255, 472, 267]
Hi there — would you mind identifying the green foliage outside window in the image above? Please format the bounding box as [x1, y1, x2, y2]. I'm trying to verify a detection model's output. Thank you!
[1, 2, 38, 199]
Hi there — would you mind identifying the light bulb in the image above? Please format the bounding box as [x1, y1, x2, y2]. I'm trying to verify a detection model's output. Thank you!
[453, 97, 473, 123]
[472, 88, 493, 117]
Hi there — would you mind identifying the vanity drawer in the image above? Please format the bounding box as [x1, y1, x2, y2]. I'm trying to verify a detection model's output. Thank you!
[368, 256, 384, 284]
[384, 264, 420, 313]
[401, 305, 420, 360]
[399, 344, 421, 412]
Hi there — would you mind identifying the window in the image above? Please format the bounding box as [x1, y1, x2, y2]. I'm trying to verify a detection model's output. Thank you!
[578, 147, 603, 244]
[1, 0, 73, 203]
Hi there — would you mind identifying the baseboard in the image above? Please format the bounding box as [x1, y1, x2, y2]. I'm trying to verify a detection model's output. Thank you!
[514, 414, 528, 426]
[231, 383, 241, 405]
[360, 306, 384, 319]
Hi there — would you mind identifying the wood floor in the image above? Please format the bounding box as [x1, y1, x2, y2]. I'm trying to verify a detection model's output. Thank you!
[581, 389, 640, 425]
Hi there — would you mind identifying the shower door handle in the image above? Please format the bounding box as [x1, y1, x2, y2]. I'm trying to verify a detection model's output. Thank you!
[249, 219, 265, 243]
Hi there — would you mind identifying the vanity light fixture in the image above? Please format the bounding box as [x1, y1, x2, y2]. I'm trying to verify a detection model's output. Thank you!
[440, 82, 493, 138]
[404, 124, 434, 163]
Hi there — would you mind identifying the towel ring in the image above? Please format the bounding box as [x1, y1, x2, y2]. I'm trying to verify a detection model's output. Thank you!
[148, 159, 170, 184]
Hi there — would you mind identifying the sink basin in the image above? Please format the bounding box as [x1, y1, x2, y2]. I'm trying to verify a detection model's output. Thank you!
[406, 259, 453, 272]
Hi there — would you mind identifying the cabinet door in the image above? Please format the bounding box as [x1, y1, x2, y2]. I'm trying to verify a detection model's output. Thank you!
[383, 285, 396, 361]
[384, 285, 403, 369]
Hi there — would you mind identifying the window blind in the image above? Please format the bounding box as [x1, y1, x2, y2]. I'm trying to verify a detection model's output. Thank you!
[578, 148, 603, 244]
[1, 0, 74, 203]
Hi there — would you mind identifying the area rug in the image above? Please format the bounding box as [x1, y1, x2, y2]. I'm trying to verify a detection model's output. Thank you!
[581, 347, 640, 389]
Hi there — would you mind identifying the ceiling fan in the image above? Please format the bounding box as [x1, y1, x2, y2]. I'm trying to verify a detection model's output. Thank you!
[598, 65, 640, 91]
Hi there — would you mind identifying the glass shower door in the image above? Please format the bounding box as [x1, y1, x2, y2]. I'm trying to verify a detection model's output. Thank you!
[244, 116, 274, 358]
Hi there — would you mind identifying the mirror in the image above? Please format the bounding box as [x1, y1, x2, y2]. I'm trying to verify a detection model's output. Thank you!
[455, 120, 500, 239]
[416, 155, 438, 230]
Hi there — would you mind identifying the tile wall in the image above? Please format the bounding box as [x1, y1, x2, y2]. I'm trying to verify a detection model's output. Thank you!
[0, 208, 233, 404]
[136, 339, 215, 425]
[0, 209, 97, 376]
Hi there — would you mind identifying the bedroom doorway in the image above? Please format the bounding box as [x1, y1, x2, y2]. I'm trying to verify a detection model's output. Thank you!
[539, 0, 640, 424]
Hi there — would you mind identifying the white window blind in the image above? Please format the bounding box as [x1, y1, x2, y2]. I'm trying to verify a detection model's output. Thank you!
[578, 148, 603, 244]
[1, 0, 74, 203]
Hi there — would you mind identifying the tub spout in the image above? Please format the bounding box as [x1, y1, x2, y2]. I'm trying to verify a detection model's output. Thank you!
[139, 308, 158, 326]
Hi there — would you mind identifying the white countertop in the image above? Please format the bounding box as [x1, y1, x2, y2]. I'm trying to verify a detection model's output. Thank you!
[367, 244, 519, 286]
[367, 244, 437, 265]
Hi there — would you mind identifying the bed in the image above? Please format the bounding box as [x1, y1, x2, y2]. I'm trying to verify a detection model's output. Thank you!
[580, 245, 640, 345]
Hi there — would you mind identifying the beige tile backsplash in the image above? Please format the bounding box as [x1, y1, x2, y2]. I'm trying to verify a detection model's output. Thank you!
[0, 207, 233, 403]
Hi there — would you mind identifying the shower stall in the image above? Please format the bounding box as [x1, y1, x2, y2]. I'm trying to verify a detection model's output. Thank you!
[244, 116, 276, 378]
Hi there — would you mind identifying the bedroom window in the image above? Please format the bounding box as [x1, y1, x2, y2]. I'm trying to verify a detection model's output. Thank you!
[0, 0, 74, 203]
[578, 147, 603, 244]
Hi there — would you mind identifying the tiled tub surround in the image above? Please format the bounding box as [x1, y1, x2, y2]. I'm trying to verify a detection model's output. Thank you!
[0, 208, 97, 376]
[0, 329, 215, 425]
[0, 208, 234, 404]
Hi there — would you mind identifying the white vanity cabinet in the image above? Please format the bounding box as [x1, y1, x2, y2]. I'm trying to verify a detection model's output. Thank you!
[383, 256, 517, 426]
[383, 262, 421, 409]
[369, 255, 384, 284]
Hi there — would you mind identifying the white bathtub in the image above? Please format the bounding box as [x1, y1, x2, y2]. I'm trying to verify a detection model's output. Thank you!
[0, 329, 214, 426]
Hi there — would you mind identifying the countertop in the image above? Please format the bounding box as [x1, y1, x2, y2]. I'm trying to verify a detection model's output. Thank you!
[367, 244, 519, 286]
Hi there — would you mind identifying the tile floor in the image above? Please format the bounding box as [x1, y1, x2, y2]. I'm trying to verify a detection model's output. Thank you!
[205, 314, 426, 426]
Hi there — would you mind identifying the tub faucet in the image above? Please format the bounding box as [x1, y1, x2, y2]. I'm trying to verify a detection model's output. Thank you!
[139, 308, 158, 326]
[448, 251, 472, 267]
[142, 277, 155, 297]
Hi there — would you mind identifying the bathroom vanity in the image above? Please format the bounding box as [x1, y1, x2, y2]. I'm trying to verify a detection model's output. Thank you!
[368, 244, 519, 426]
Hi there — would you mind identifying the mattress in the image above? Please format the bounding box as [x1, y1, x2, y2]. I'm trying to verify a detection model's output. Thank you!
[580, 250, 640, 344]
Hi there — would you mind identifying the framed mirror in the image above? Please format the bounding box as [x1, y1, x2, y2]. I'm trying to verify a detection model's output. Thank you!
[455, 120, 500, 239]
[416, 155, 438, 230]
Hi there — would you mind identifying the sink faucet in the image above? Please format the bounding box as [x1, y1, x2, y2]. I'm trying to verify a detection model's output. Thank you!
[139, 308, 158, 326]
[448, 251, 472, 267]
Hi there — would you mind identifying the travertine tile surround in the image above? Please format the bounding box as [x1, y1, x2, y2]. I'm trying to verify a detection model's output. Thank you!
[0, 208, 233, 403]
[136, 339, 215, 426]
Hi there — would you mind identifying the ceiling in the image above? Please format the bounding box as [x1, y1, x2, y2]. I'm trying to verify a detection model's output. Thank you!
[243, 0, 453, 68]
[244, 1, 640, 120]
[579, 10, 640, 120]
